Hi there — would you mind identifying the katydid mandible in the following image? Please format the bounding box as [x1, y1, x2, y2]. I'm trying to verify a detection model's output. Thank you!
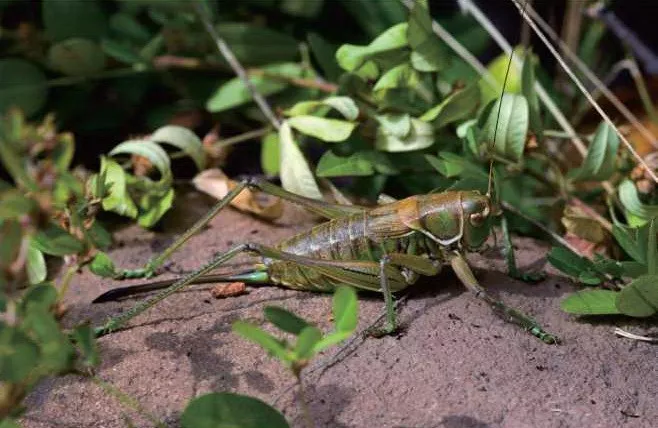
[93, 176, 557, 343]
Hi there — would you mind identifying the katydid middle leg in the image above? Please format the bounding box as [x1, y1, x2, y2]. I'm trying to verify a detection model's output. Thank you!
[115, 177, 367, 279]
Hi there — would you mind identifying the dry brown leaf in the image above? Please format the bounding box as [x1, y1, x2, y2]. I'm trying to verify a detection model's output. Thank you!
[192, 168, 283, 220]
[561, 205, 607, 244]
[210, 282, 247, 299]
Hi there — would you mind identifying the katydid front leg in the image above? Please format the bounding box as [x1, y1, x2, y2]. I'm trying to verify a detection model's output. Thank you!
[450, 252, 557, 344]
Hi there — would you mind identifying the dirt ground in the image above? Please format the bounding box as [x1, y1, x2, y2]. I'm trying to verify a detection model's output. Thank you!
[20, 191, 658, 428]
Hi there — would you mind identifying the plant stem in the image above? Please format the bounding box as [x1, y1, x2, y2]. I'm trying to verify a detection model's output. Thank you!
[91, 376, 167, 428]
[250, 69, 338, 93]
[625, 53, 658, 128]
[57, 263, 80, 300]
[295, 374, 315, 428]
[194, 1, 281, 130]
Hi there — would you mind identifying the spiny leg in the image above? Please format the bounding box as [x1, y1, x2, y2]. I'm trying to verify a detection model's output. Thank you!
[450, 252, 558, 344]
[96, 242, 408, 337]
[115, 177, 367, 280]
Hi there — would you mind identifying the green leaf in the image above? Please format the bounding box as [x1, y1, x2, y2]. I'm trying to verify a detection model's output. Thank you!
[560, 289, 620, 315]
[0, 190, 36, 219]
[307, 32, 342, 81]
[317, 151, 374, 177]
[89, 252, 116, 278]
[27, 242, 46, 285]
[72, 323, 100, 367]
[521, 51, 542, 140]
[0, 58, 48, 116]
[293, 326, 322, 360]
[100, 38, 143, 65]
[547, 246, 601, 283]
[99, 157, 138, 218]
[0, 418, 21, 428]
[109, 12, 151, 44]
[621, 261, 647, 278]
[109, 140, 172, 184]
[206, 63, 303, 113]
[20, 283, 57, 314]
[612, 223, 647, 264]
[87, 221, 112, 250]
[285, 96, 359, 121]
[282, 0, 323, 18]
[23, 308, 75, 373]
[150, 125, 206, 171]
[376, 118, 433, 152]
[481, 93, 528, 163]
[333, 285, 358, 332]
[618, 179, 658, 223]
[32, 224, 84, 256]
[137, 186, 174, 227]
[42, 0, 108, 42]
[420, 85, 480, 129]
[278, 121, 322, 200]
[616, 275, 658, 317]
[261, 132, 280, 176]
[336, 23, 408, 72]
[0, 324, 40, 382]
[437, 152, 488, 180]
[215, 23, 299, 66]
[569, 122, 619, 181]
[232, 321, 288, 361]
[376, 113, 411, 138]
[181, 392, 289, 428]
[373, 63, 422, 93]
[264, 306, 310, 335]
[479, 48, 524, 105]
[47, 38, 106, 76]
[407, 0, 447, 72]
[287, 116, 356, 142]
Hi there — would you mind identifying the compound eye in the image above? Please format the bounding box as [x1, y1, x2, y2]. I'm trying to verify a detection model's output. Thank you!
[469, 212, 485, 227]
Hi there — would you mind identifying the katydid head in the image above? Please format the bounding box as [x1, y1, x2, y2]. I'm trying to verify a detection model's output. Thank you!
[461, 190, 497, 250]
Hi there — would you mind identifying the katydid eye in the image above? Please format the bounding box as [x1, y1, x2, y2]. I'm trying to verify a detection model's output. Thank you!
[469, 212, 485, 227]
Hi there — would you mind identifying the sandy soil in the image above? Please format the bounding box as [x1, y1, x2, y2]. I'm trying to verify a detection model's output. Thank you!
[20, 191, 658, 428]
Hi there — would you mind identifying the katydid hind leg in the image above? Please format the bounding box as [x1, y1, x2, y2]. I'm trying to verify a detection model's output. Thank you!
[450, 253, 558, 344]
[115, 178, 366, 280]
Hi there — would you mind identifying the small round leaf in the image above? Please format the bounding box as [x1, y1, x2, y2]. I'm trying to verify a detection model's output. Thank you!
[181, 392, 289, 428]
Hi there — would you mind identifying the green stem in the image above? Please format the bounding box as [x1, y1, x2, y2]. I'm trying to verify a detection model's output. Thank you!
[212, 127, 272, 150]
[91, 376, 166, 428]
[625, 53, 658, 128]
[57, 263, 80, 300]
[295, 374, 315, 428]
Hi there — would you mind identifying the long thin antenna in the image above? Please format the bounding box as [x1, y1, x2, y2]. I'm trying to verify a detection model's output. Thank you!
[487, 0, 530, 198]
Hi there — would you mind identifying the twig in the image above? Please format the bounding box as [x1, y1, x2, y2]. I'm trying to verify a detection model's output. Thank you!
[521, 3, 658, 150]
[250, 69, 338, 93]
[212, 127, 272, 150]
[193, 1, 281, 130]
[625, 53, 658, 128]
[614, 327, 658, 343]
[509, 0, 658, 184]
